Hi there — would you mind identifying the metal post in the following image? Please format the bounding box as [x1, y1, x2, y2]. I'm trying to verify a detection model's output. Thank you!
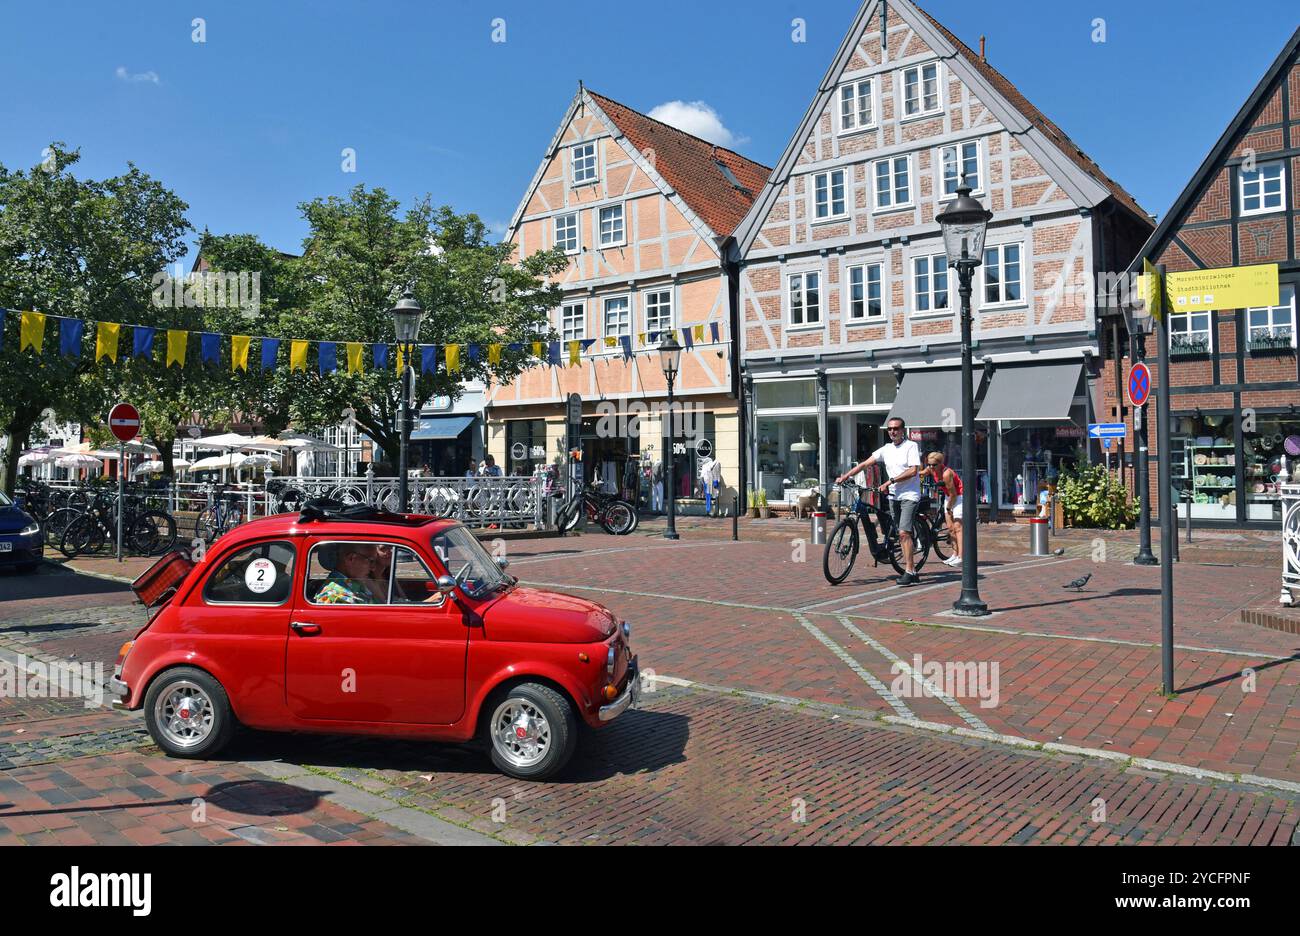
[1156, 264, 1175, 695]
[816, 367, 829, 512]
[665, 374, 679, 540]
[1133, 330, 1157, 564]
[398, 350, 410, 513]
[953, 257, 988, 616]
[116, 441, 124, 562]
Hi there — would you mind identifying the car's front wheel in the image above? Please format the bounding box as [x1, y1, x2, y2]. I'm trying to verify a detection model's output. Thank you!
[143, 666, 235, 759]
[485, 682, 578, 780]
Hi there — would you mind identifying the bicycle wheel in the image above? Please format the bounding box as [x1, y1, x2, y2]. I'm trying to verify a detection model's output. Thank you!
[557, 499, 581, 532]
[930, 512, 951, 562]
[43, 507, 81, 547]
[600, 500, 636, 535]
[196, 508, 221, 544]
[823, 518, 859, 585]
[60, 515, 103, 558]
[889, 516, 931, 574]
[130, 510, 177, 556]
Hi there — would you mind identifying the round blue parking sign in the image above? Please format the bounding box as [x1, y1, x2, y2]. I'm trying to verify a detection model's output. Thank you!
[1127, 362, 1152, 408]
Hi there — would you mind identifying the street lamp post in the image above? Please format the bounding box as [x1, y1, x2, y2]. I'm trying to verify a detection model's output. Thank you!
[936, 182, 992, 617]
[659, 332, 683, 540]
[389, 289, 426, 513]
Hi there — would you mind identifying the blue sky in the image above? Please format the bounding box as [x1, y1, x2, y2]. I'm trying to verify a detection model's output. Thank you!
[1, 1, 1295, 260]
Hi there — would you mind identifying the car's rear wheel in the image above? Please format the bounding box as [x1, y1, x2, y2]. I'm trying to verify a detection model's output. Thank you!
[486, 682, 577, 780]
[143, 667, 235, 759]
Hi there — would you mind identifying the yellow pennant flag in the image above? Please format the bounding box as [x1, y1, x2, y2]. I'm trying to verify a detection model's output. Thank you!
[530, 341, 542, 359]
[446, 344, 461, 374]
[693, 324, 705, 341]
[19, 312, 46, 353]
[567, 340, 580, 366]
[638, 332, 646, 347]
[396, 344, 405, 373]
[290, 339, 309, 372]
[166, 329, 188, 367]
[604, 336, 617, 348]
[231, 335, 250, 372]
[488, 343, 502, 365]
[96, 322, 120, 363]
[346, 342, 363, 374]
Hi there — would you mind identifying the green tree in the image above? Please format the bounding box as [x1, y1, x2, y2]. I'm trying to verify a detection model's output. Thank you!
[275, 186, 567, 467]
[0, 145, 190, 494]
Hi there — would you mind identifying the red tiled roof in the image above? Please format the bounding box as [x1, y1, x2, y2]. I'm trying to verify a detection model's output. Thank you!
[917, 8, 1151, 223]
[586, 89, 771, 238]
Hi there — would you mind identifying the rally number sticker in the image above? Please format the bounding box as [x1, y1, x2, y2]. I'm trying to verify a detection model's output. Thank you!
[245, 558, 276, 594]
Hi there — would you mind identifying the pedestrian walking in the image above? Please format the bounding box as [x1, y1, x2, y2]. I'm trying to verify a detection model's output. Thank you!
[923, 451, 962, 566]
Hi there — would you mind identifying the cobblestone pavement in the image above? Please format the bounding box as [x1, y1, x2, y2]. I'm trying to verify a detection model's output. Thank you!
[2, 525, 1298, 845]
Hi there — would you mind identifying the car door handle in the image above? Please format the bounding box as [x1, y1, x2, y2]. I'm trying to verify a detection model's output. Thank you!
[290, 621, 322, 636]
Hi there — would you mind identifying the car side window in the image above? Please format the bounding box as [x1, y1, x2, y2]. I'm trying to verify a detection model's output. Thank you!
[202, 541, 295, 605]
[304, 541, 441, 606]
[386, 547, 440, 605]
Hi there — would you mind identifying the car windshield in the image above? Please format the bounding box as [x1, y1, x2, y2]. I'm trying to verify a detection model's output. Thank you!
[0, 490, 11, 507]
[429, 524, 511, 599]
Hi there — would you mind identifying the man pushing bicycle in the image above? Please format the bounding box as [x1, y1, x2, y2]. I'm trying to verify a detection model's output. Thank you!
[835, 416, 922, 586]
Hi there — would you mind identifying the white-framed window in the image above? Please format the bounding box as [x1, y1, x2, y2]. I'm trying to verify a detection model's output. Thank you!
[603, 295, 630, 338]
[1246, 284, 1296, 350]
[1168, 310, 1213, 355]
[940, 140, 981, 198]
[901, 62, 942, 118]
[598, 204, 625, 247]
[873, 155, 912, 210]
[560, 301, 586, 343]
[554, 213, 579, 254]
[913, 255, 949, 314]
[1239, 162, 1285, 216]
[838, 79, 875, 133]
[644, 289, 673, 333]
[571, 142, 598, 185]
[847, 263, 883, 320]
[788, 271, 821, 327]
[812, 169, 847, 220]
[981, 243, 1024, 305]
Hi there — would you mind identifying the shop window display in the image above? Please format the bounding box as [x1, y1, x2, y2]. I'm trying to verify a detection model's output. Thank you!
[1244, 415, 1300, 521]
[999, 419, 1086, 510]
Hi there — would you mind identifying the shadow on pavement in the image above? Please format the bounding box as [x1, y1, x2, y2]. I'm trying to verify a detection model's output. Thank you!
[0, 563, 132, 603]
[987, 586, 1162, 614]
[1177, 652, 1300, 695]
[0, 780, 324, 820]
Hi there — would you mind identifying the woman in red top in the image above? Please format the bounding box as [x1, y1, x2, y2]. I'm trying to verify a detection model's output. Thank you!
[923, 452, 962, 566]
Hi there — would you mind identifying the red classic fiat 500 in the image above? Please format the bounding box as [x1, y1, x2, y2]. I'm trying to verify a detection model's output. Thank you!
[114, 504, 638, 780]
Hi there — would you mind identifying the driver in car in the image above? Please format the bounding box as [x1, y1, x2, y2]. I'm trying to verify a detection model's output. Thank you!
[314, 544, 380, 604]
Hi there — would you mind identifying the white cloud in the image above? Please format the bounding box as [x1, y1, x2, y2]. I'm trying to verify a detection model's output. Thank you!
[647, 100, 747, 148]
[115, 66, 160, 85]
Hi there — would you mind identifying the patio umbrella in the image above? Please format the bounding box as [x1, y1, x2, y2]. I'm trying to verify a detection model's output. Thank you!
[277, 431, 340, 451]
[133, 458, 190, 476]
[240, 435, 290, 451]
[55, 454, 105, 470]
[192, 432, 254, 449]
[17, 451, 58, 468]
[186, 453, 249, 472]
[240, 453, 277, 469]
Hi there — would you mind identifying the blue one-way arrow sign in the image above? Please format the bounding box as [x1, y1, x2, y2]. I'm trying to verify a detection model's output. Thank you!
[1088, 423, 1127, 438]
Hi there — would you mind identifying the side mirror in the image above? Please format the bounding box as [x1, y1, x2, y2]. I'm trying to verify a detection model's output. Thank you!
[436, 574, 457, 595]
[495, 557, 509, 570]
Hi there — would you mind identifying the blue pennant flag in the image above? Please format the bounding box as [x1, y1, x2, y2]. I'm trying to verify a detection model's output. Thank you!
[648, 331, 660, 345]
[421, 345, 437, 373]
[468, 343, 481, 363]
[580, 339, 596, 353]
[681, 326, 693, 350]
[133, 326, 155, 358]
[201, 332, 221, 364]
[619, 335, 632, 360]
[261, 338, 280, 370]
[319, 341, 337, 374]
[508, 342, 523, 353]
[372, 343, 389, 370]
[60, 318, 84, 358]
[547, 341, 561, 367]
[710, 322, 720, 343]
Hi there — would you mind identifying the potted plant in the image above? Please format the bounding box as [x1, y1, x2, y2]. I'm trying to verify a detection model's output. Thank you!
[756, 490, 771, 519]
[746, 488, 760, 519]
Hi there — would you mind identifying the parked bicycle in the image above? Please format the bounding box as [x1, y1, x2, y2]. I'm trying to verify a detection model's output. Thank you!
[823, 481, 932, 584]
[195, 485, 246, 543]
[554, 481, 638, 535]
[59, 489, 177, 558]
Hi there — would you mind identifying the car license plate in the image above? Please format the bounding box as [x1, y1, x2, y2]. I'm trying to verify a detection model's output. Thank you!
[0, 542, 12, 552]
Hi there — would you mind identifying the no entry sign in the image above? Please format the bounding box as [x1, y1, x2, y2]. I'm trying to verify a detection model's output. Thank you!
[108, 402, 141, 443]
[1127, 362, 1152, 408]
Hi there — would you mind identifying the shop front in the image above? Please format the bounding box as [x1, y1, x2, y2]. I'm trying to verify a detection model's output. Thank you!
[1169, 409, 1300, 525]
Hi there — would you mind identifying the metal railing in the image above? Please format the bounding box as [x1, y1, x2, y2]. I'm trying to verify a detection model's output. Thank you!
[1281, 480, 1299, 607]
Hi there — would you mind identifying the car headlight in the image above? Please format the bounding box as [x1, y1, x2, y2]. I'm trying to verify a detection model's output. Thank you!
[606, 644, 616, 675]
[622, 620, 631, 639]
[20, 522, 40, 537]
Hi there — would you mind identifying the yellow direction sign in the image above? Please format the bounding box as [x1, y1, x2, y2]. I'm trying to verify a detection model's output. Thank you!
[1166, 263, 1278, 313]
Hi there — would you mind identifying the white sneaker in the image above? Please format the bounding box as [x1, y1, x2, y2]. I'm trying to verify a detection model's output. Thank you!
[945, 555, 961, 567]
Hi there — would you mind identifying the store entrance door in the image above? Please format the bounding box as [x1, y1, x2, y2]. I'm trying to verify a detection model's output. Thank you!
[856, 415, 884, 465]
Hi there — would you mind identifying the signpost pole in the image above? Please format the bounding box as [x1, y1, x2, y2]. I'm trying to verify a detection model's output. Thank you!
[1155, 263, 1175, 695]
[1132, 349, 1157, 565]
[116, 440, 125, 562]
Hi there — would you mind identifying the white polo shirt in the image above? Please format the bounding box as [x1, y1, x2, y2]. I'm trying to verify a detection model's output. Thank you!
[872, 439, 922, 502]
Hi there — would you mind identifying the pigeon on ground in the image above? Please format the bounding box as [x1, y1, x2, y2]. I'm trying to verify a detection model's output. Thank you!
[1063, 573, 1091, 592]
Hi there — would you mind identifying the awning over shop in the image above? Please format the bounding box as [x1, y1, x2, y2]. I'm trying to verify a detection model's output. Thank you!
[410, 415, 475, 441]
[976, 361, 1084, 422]
[887, 368, 985, 429]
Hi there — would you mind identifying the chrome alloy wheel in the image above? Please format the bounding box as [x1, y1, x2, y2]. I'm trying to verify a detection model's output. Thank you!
[154, 680, 215, 749]
[491, 698, 552, 769]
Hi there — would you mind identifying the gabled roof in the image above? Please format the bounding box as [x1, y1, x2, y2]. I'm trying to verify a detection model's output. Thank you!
[1126, 25, 1300, 273]
[586, 90, 770, 238]
[506, 87, 770, 244]
[733, 0, 1153, 254]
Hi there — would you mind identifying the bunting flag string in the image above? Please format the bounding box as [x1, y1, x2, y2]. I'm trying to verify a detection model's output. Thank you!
[0, 307, 731, 378]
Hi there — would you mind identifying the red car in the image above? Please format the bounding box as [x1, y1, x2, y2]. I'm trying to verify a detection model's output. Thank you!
[113, 504, 638, 780]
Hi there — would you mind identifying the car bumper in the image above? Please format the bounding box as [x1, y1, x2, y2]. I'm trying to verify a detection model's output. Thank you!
[598, 655, 639, 722]
[110, 675, 131, 711]
[0, 535, 43, 566]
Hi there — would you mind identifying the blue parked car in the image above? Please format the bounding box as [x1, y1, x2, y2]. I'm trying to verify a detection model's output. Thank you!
[0, 489, 43, 573]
